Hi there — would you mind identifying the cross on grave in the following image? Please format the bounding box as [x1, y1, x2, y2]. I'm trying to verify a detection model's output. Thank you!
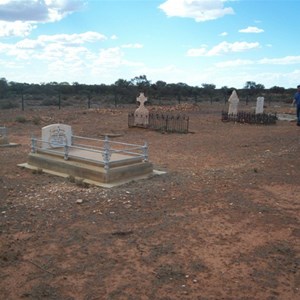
[134, 92, 149, 126]
[137, 92, 148, 107]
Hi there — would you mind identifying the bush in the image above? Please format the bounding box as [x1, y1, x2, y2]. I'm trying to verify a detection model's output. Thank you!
[15, 115, 27, 123]
[32, 116, 41, 125]
[0, 100, 19, 109]
[41, 98, 59, 106]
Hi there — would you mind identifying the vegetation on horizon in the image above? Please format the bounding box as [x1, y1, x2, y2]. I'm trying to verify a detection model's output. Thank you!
[0, 76, 294, 109]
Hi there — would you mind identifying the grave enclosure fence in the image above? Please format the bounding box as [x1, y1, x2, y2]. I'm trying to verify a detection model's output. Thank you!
[221, 111, 277, 125]
[128, 112, 189, 133]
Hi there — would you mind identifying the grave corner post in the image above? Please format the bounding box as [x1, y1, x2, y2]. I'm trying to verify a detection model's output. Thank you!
[143, 142, 149, 162]
[31, 135, 36, 153]
[64, 143, 69, 160]
[102, 135, 111, 170]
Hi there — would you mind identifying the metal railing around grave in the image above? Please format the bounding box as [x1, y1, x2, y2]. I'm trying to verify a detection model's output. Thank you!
[128, 112, 189, 133]
[30, 135, 148, 170]
[221, 111, 277, 125]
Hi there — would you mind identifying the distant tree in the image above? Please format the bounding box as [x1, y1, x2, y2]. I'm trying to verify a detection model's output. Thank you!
[270, 86, 285, 94]
[114, 78, 135, 103]
[202, 83, 216, 103]
[256, 83, 265, 90]
[151, 80, 167, 100]
[0, 78, 8, 99]
[130, 75, 151, 93]
[221, 86, 229, 103]
[244, 81, 265, 102]
[244, 81, 257, 90]
[8, 81, 24, 95]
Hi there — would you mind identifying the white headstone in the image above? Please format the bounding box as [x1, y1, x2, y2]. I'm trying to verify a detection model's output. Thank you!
[41, 124, 72, 149]
[255, 97, 264, 114]
[228, 90, 239, 115]
[0, 127, 8, 145]
[134, 92, 149, 126]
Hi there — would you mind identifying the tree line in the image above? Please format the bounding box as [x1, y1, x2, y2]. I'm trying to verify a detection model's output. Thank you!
[0, 75, 294, 109]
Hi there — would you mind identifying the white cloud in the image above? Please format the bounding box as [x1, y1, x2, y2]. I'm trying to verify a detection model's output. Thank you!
[258, 56, 300, 65]
[215, 59, 253, 68]
[13, 32, 106, 51]
[38, 32, 107, 45]
[187, 41, 260, 57]
[121, 43, 143, 49]
[0, 0, 85, 36]
[0, 20, 35, 37]
[96, 47, 124, 67]
[219, 32, 228, 37]
[16, 38, 43, 49]
[186, 47, 207, 57]
[239, 26, 264, 33]
[159, 0, 234, 22]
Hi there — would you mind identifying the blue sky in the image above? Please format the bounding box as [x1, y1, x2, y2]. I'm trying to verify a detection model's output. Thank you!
[0, 0, 299, 89]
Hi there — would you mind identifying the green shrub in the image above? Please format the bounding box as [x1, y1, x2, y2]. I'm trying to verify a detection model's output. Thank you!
[15, 115, 27, 123]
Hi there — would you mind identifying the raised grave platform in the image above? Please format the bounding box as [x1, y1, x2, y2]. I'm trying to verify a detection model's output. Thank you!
[19, 124, 164, 188]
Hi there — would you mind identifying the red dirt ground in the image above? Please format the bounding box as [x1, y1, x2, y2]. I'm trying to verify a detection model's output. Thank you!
[0, 102, 300, 300]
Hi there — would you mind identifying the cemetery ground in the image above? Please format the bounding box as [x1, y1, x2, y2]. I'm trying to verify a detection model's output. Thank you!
[0, 102, 299, 300]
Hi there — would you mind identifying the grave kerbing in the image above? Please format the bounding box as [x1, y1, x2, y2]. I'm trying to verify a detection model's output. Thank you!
[19, 123, 165, 188]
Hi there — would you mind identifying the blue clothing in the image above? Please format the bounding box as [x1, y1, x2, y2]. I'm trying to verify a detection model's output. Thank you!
[294, 92, 300, 124]
[294, 92, 300, 106]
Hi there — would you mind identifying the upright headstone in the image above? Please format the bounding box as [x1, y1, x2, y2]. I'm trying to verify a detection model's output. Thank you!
[255, 97, 264, 114]
[41, 124, 72, 149]
[0, 127, 9, 145]
[228, 90, 239, 115]
[134, 92, 149, 126]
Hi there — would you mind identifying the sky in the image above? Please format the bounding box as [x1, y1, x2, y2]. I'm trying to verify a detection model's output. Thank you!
[0, 0, 299, 89]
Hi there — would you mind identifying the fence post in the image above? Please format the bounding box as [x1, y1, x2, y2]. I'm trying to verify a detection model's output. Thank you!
[186, 116, 189, 133]
[166, 115, 169, 132]
[58, 94, 61, 110]
[64, 143, 69, 160]
[31, 135, 36, 153]
[87, 94, 91, 109]
[102, 135, 111, 170]
[21, 94, 24, 111]
[143, 142, 148, 161]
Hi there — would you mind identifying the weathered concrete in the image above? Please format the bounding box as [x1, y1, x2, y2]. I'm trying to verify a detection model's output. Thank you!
[19, 150, 162, 188]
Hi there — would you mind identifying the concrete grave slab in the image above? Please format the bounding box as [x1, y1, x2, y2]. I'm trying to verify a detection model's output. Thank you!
[19, 124, 165, 188]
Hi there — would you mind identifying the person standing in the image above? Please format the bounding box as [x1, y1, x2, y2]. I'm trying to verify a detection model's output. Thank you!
[293, 85, 300, 126]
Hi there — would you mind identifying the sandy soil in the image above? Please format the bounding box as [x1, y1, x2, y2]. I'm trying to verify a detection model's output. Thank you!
[0, 102, 300, 300]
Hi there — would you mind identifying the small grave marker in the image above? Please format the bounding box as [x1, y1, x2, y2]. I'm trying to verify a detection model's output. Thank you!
[0, 127, 20, 147]
[255, 97, 264, 114]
